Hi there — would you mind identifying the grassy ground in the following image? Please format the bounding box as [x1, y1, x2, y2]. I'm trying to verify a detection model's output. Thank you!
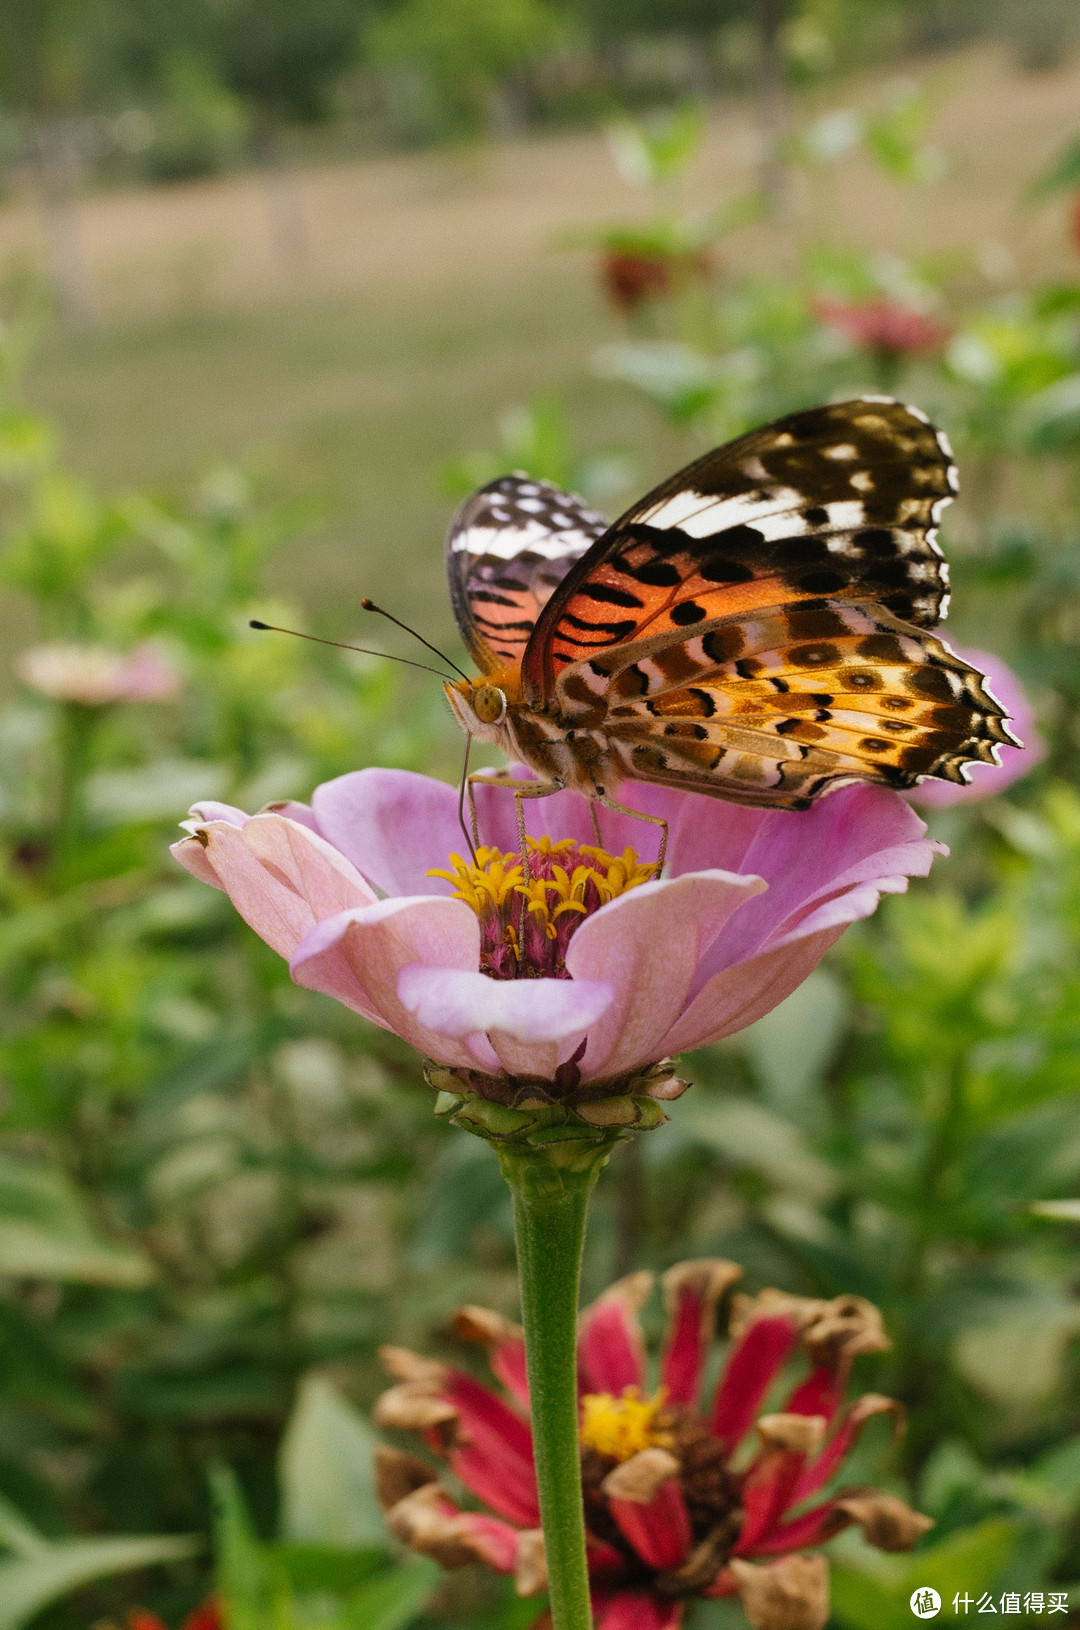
[5, 41, 1080, 651]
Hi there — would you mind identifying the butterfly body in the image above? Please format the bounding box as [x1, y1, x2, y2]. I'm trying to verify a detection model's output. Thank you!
[444, 400, 1017, 820]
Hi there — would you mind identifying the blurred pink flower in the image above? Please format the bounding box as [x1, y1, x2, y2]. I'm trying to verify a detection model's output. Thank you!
[907, 648, 1043, 808]
[814, 297, 949, 357]
[172, 770, 942, 1092]
[16, 641, 181, 706]
[373, 1262, 931, 1630]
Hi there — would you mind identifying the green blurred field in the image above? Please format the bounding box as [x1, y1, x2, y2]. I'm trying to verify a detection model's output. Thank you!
[11, 40, 1080, 649]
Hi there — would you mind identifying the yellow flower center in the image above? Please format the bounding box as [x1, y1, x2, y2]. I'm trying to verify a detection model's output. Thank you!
[579, 1386, 674, 1462]
[429, 836, 656, 981]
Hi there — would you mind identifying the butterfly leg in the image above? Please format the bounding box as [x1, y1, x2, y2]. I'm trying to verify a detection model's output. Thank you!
[597, 793, 668, 876]
[466, 773, 564, 882]
[588, 800, 604, 846]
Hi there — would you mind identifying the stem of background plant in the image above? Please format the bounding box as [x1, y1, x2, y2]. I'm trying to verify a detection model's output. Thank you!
[55, 700, 99, 868]
[496, 1141, 607, 1630]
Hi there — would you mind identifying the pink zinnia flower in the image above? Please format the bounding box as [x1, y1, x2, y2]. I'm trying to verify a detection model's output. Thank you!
[373, 1262, 932, 1630]
[907, 649, 1043, 808]
[16, 641, 181, 706]
[171, 770, 941, 1096]
[814, 297, 949, 358]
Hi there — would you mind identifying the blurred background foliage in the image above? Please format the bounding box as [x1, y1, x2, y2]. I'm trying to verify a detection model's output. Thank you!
[0, 0, 1080, 1626]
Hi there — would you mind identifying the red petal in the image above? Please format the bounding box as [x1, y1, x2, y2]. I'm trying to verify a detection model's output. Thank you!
[492, 1337, 530, 1408]
[660, 1261, 741, 1408]
[456, 1510, 521, 1572]
[788, 1394, 901, 1508]
[783, 1365, 841, 1423]
[128, 1615, 169, 1630]
[579, 1274, 652, 1395]
[594, 1591, 685, 1630]
[748, 1500, 842, 1554]
[443, 1370, 539, 1527]
[710, 1314, 801, 1453]
[734, 1450, 809, 1553]
[180, 1603, 221, 1630]
[607, 1477, 693, 1571]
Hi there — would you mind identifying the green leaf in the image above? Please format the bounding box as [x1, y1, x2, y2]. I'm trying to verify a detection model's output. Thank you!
[0, 1157, 153, 1287]
[1030, 133, 1080, 198]
[279, 1376, 387, 1549]
[0, 1533, 198, 1630]
[341, 1557, 441, 1630]
[210, 1464, 280, 1630]
[832, 1517, 1022, 1629]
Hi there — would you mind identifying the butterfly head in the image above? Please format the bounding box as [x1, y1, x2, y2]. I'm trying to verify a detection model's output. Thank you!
[444, 674, 514, 743]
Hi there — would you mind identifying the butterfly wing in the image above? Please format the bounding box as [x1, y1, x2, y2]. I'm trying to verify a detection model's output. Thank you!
[445, 475, 607, 675]
[516, 399, 1013, 807]
[523, 398, 956, 704]
[586, 600, 1016, 809]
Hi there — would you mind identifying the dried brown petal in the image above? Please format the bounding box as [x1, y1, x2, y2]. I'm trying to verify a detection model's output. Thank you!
[514, 1528, 547, 1597]
[373, 1446, 439, 1512]
[372, 1382, 458, 1433]
[662, 1259, 742, 1327]
[729, 1554, 830, 1630]
[384, 1483, 493, 1570]
[833, 1488, 935, 1551]
[803, 1296, 890, 1371]
[451, 1305, 523, 1348]
[756, 1413, 828, 1457]
[378, 1345, 448, 1385]
[601, 1446, 682, 1503]
[728, 1290, 830, 1343]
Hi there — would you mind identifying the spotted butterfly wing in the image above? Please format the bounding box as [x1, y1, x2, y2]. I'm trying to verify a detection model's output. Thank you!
[446, 475, 607, 674]
[519, 399, 1015, 809]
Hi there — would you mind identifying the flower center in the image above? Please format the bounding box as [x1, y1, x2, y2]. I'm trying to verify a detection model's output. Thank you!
[579, 1386, 674, 1462]
[430, 836, 656, 981]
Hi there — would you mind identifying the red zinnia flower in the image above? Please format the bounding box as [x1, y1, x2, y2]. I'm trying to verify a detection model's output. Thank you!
[120, 1599, 220, 1630]
[815, 297, 949, 358]
[373, 1262, 931, 1630]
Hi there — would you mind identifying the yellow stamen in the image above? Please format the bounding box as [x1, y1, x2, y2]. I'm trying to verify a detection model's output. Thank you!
[429, 838, 655, 935]
[579, 1386, 674, 1462]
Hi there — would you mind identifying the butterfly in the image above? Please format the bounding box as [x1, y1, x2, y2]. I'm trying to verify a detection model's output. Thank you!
[442, 398, 1016, 854]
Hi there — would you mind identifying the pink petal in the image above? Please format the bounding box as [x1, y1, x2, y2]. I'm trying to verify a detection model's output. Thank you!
[181, 800, 250, 831]
[171, 836, 227, 891]
[607, 1479, 693, 1570]
[173, 816, 374, 960]
[594, 1593, 684, 1630]
[395, 965, 614, 1080]
[565, 871, 766, 1080]
[579, 1273, 652, 1395]
[658, 926, 848, 1056]
[691, 787, 936, 976]
[710, 1314, 802, 1454]
[311, 769, 462, 897]
[290, 897, 483, 1066]
[442, 1370, 540, 1528]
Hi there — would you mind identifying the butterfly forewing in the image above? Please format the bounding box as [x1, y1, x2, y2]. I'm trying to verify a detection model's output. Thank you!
[523, 399, 957, 704]
[445, 475, 607, 674]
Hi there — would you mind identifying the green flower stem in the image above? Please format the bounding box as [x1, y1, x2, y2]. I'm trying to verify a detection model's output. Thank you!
[497, 1143, 602, 1630]
[427, 1068, 678, 1630]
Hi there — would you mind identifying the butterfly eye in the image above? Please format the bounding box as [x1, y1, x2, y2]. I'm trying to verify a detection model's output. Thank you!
[473, 684, 508, 725]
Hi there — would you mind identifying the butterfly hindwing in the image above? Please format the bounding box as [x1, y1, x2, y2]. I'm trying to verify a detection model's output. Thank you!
[577, 600, 1015, 809]
[523, 399, 957, 704]
[446, 475, 607, 674]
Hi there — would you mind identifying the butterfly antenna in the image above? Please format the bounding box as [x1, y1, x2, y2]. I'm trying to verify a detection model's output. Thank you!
[361, 598, 470, 681]
[248, 621, 455, 681]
